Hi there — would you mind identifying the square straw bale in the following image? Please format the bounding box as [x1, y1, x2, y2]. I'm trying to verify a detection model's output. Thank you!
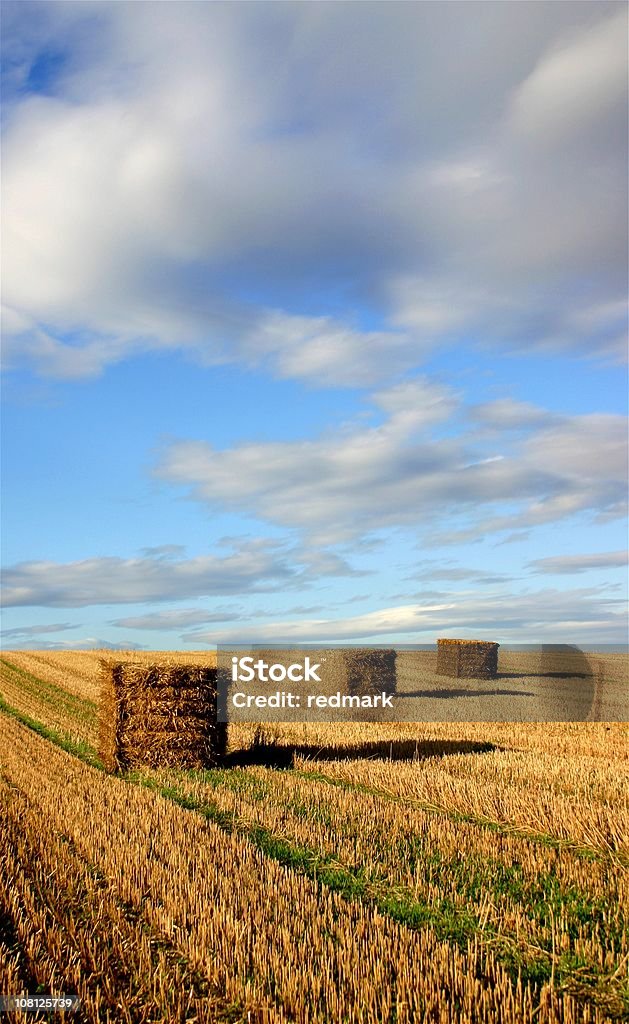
[436, 639, 499, 680]
[99, 660, 226, 772]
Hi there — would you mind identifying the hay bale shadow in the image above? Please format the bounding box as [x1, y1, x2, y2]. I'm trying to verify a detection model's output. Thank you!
[496, 672, 592, 680]
[227, 736, 498, 769]
[399, 687, 537, 698]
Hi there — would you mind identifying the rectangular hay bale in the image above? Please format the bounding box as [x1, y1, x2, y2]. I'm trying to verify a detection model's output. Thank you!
[436, 639, 499, 680]
[99, 660, 226, 772]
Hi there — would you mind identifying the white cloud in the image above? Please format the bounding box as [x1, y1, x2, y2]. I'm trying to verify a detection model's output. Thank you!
[184, 586, 627, 645]
[427, 413, 628, 545]
[528, 550, 628, 575]
[372, 378, 459, 432]
[3, 637, 146, 651]
[508, 9, 628, 147]
[388, 8, 628, 363]
[1, 3, 626, 382]
[240, 311, 417, 388]
[412, 565, 510, 585]
[156, 387, 627, 545]
[520, 416, 627, 515]
[0, 539, 352, 608]
[0, 622, 78, 639]
[469, 399, 556, 431]
[110, 607, 243, 630]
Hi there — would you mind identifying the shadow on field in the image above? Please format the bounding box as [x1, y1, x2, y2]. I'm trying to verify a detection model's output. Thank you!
[498, 645, 595, 681]
[399, 687, 536, 698]
[226, 737, 498, 769]
[496, 671, 592, 680]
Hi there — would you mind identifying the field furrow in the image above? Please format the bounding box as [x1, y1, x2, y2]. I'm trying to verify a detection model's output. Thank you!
[2, 712, 616, 1024]
[137, 762, 628, 1015]
[1, 651, 626, 1023]
[294, 748, 629, 855]
[0, 658, 97, 745]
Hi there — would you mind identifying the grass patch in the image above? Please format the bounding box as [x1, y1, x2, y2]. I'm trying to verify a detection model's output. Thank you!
[0, 694, 103, 769]
[291, 766, 624, 865]
[3, 699, 627, 1018]
[130, 772, 629, 1014]
[0, 657, 97, 724]
[131, 772, 485, 946]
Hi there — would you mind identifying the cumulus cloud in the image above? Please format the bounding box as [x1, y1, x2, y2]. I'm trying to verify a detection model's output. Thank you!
[0, 539, 353, 608]
[110, 607, 243, 630]
[1, 2, 626, 383]
[528, 550, 628, 575]
[156, 384, 627, 545]
[0, 622, 79, 639]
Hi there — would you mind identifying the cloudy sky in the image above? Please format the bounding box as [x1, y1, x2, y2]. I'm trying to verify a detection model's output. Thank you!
[1, 0, 627, 649]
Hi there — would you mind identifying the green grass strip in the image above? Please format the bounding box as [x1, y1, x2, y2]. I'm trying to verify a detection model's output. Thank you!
[0, 657, 98, 724]
[0, 694, 103, 769]
[2, 699, 627, 1017]
[130, 772, 629, 1017]
[289, 767, 627, 866]
[132, 773, 488, 946]
[141, 766, 628, 942]
[174, 762, 626, 867]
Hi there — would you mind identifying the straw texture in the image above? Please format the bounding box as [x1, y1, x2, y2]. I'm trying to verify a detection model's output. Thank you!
[436, 640, 499, 680]
[345, 649, 397, 696]
[99, 660, 226, 772]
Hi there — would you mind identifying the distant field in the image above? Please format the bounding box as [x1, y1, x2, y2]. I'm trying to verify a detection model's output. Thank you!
[1, 650, 627, 1022]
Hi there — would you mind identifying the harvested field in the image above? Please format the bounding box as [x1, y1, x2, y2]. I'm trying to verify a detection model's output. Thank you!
[0, 651, 627, 1022]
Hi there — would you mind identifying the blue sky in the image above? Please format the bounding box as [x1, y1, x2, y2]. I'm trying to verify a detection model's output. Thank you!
[1, 0, 627, 649]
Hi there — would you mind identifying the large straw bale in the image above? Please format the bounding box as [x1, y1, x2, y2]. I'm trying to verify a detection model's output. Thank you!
[436, 639, 499, 680]
[99, 660, 226, 772]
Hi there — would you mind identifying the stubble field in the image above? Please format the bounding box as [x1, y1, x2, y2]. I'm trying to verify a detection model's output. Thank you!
[0, 650, 627, 1023]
